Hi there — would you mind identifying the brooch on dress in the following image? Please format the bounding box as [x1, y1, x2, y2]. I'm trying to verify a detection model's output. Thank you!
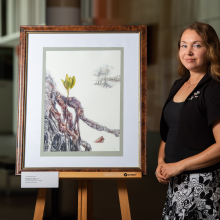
[188, 91, 200, 100]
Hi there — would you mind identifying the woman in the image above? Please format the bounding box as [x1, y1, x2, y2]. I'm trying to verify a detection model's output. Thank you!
[156, 22, 220, 219]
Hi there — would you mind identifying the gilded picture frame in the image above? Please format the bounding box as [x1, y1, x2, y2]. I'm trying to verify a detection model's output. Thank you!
[16, 25, 147, 175]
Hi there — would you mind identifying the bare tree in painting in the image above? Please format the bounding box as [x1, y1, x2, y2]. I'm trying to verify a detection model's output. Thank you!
[44, 73, 120, 152]
[93, 64, 120, 88]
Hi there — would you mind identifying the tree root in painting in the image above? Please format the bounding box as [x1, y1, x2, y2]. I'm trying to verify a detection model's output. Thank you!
[44, 74, 120, 152]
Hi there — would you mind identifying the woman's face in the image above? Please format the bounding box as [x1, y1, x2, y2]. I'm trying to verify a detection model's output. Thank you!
[179, 29, 208, 74]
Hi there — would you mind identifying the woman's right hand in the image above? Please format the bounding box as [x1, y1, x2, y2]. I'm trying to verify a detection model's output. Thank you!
[155, 162, 170, 184]
[156, 140, 170, 184]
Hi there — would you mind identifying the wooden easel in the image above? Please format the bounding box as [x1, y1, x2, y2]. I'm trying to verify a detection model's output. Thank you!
[33, 172, 142, 220]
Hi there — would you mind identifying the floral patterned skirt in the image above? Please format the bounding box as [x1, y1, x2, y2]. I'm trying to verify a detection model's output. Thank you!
[162, 169, 220, 220]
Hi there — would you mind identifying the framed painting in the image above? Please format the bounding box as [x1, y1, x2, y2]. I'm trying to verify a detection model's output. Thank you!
[16, 25, 147, 175]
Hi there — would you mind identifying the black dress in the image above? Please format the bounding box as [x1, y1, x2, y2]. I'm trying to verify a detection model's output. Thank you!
[164, 98, 202, 165]
[161, 98, 220, 220]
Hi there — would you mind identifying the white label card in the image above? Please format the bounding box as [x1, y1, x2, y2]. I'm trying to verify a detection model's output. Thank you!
[21, 172, 59, 188]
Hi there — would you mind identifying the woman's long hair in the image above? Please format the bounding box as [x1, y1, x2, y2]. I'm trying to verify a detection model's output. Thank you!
[177, 22, 220, 81]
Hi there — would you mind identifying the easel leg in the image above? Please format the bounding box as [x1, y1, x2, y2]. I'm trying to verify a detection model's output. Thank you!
[33, 188, 47, 220]
[81, 180, 88, 220]
[78, 181, 82, 220]
[78, 180, 93, 220]
[117, 180, 131, 220]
